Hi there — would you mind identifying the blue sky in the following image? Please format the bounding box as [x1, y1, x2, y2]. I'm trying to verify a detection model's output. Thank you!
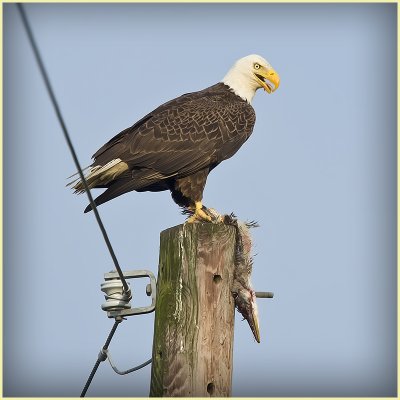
[4, 3, 397, 396]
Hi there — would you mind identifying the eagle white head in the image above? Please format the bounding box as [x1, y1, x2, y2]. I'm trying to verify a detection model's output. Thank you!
[222, 54, 280, 103]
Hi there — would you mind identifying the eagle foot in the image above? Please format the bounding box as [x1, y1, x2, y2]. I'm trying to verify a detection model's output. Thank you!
[184, 202, 223, 224]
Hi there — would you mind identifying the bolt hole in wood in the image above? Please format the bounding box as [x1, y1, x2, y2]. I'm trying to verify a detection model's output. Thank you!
[213, 274, 222, 284]
[150, 224, 236, 397]
[207, 382, 215, 396]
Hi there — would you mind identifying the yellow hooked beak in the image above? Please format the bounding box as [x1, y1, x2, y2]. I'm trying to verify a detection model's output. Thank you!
[254, 67, 280, 94]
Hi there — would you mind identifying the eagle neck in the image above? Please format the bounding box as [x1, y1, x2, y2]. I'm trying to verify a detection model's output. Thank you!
[221, 70, 258, 104]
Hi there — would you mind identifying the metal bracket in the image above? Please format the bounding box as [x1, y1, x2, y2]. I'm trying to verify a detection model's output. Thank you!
[102, 270, 157, 318]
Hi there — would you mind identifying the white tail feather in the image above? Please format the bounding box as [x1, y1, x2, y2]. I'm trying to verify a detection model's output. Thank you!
[68, 158, 129, 193]
[66, 165, 91, 180]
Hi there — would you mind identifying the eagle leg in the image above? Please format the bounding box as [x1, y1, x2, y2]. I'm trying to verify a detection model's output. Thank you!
[186, 202, 224, 223]
[186, 201, 213, 223]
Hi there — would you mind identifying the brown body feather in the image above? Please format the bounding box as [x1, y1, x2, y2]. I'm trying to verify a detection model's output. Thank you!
[79, 83, 256, 212]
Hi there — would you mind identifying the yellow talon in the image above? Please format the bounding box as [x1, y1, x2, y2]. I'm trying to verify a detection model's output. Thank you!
[186, 201, 212, 223]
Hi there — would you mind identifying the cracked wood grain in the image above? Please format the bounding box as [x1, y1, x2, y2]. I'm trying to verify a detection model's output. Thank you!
[150, 223, 236, 397]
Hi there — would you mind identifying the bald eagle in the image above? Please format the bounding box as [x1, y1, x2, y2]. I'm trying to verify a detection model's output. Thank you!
[70, 54, 280, 221]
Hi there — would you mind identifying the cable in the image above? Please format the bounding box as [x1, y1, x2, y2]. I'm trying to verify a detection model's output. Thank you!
[80, 319, 122, 397]
[105, 350, 152, 375]
[17, 6, 148, 395]
[16, 3, 130, 295]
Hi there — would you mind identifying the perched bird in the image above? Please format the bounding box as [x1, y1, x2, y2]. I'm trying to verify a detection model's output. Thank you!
[224, 214, 261, 342]
[70, 54, 280, 221]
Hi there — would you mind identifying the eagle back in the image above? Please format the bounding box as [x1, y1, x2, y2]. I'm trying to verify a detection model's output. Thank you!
[92, 83, 256, 174]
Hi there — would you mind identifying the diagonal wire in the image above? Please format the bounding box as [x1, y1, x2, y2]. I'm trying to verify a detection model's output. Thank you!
[16, 3, 130, 295]
[80, 319, 122, 397]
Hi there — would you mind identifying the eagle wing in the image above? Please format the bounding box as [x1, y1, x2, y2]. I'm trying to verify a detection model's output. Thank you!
[85, 85, 256, 210]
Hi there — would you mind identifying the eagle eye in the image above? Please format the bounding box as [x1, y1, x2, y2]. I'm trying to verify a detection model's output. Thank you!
[254, 63, 261, 70]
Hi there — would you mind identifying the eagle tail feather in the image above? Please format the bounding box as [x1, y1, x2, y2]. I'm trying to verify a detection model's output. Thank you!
[66, 165, 91, 180]
[68, 158, 129, 193]
[83, 170, 170, 213]
[84, 178, 138, 213]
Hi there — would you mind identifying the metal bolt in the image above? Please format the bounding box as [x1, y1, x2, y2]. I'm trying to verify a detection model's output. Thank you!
[146, 283, 152, 296]
[255, 291, 274, 298]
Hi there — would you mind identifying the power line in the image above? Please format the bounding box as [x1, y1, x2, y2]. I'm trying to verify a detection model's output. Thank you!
[80, 319, 152, 397]
[80, 319, 122, 397]
[16, 3, 130, 295]
[16, 3, 138, 396]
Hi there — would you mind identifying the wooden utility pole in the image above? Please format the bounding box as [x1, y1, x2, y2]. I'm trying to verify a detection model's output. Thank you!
[150, 222, 236, 397]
